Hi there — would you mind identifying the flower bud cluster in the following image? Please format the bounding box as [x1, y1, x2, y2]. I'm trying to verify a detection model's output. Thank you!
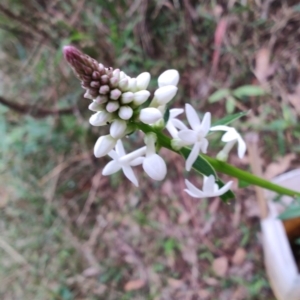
[63, 46, 180, 186]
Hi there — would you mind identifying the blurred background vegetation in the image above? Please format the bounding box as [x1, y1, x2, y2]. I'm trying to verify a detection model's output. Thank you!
[0, 0, 300, 299]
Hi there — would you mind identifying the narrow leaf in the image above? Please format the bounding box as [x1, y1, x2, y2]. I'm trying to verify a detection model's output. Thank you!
[208, 88, 231, 103]
[233, 85, 266, 98]
[211, 111, 249, 127]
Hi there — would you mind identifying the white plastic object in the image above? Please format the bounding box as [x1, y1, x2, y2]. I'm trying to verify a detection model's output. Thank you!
[262, 169, 300, 300]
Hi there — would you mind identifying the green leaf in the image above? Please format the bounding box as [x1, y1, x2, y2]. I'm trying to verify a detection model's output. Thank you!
[211, 111, 249, 127]
[278, 205, 300, 220]
[225, 96, 236, 114]
[208, 88, 231, 103]
[233, 85, 266, 98]
[163, 107, 170, 125]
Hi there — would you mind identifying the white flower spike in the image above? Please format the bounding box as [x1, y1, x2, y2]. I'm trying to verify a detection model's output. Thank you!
[177, 104, 211, 171]
[185, 175, 233, 198]
[103, 140, 145, 187]
[210, 125, 246, 160]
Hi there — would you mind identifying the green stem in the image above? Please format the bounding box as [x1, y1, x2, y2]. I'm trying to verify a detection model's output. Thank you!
[136, 122, 300, 198]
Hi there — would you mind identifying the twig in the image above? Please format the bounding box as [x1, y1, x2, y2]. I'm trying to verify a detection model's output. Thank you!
[245, 132, 268, 219]
[0, 96, 75, 118]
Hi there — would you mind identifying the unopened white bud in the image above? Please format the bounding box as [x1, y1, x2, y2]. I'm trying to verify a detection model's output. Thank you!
[158, 69, 180, 87]
[118, 78, 128, 91]
[143, 154, 167, 181]
[84, 90, 93, 100]
[118, 106, 133, 120]
[139, 107, 162, 124]
[88, 101, 103, 111]
[89, 111, 112, 126]
[154, 85, 178, 105]
[127, 78, 137, 92]
[110, 88, 121, 100]
[120, 92, 134, 104]
[106, 101, 120, 113]
[95, 95, 108, 104]
[94, 135, 117, 157]
[99, 85, 110, 94]
[136, 72, 151, 90]
[133, 90, 150, 106]
[110, 119, 127, 139]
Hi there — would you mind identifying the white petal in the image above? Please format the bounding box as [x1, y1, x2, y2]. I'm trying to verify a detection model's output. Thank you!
[154, 85, 178, 105]
[122, 166, 139, 187]
[136, 72, 151, 90]
[119, 146, 146, 164]
[213, 180, 233, 196]
[102, 160, 121, 175]
[118, 106, 133, 120]
[202, 175, 215, 193]
[200, 112, 211, 135]
[133, 90, 150, 106]
[199, 138, 209, 153]
[158, 69, 180, 87]
[94, 135, 117, 157]
[139, 108, 162, 124]
[221, 128, 238, 142]
[237, 137, 247, 158]
[115, 139, 126, 156]
[185, 142, 201, 171]
[110, 120, 127, 139]
[169, 108, 184, 118]
[107, 149, 118, 160]
[143, 154, 167, 181]
[172, 119, 188, 130]
[185, 179, 203, 196]
[89, 111, 112, 126]
[178, 129, 198, 144]
[210, 125, 230, 132]
[185, 104, 201, 130]
[130, 157, 144, 166]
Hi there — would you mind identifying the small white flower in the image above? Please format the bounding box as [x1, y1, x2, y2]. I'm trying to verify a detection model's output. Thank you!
[102, 140, 146, 186]
[166, 108, 186, 138]
[210, 125, 246, 160]
[142, 133, 167, 181]
[185, 175, 233, 198]
[153, 85, 178, 105]
[139, 107, 163, 124]
[110, 119, 127, 139]
[177, 104, 211, 171]
[136, 72, 151, 90]
[94, 134, 117, 157]
[118, 106, 133, 120]
[89, 111, 112, 126]
[158, 69, 180, 87]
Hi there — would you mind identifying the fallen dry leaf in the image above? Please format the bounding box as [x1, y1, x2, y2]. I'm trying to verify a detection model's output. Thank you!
[124, 279, 145, 291]
[264, 153, 296, 180]
[231, 248, 246, 265]
[212, 256, 228, 277]
[167, 278, 184, 289]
